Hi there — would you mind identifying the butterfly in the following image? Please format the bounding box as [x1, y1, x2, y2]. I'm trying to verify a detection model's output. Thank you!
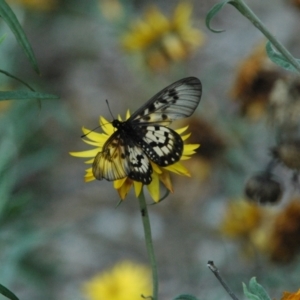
[92, 77, 202, 184]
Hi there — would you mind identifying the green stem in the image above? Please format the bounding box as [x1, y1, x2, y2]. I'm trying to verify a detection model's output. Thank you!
[233, 0, 300, 73]
[138, 190, 158, 300]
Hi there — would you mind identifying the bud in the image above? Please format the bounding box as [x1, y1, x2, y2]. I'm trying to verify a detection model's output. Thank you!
[244, 173, 282, 204]
[272, 140, 300, 170]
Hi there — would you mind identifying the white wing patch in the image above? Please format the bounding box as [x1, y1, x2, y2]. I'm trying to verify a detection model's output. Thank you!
[136, 125, 183, 166]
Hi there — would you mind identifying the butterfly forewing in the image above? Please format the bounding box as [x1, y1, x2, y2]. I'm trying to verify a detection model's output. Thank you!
[130, 77, 202, 125]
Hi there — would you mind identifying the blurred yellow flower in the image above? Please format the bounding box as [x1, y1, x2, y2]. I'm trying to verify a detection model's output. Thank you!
[70, 112, 199, 202]
[221, 200, 263, 239]
[82, 261, 151, 300]
[281, 289, 300, 300]
[122, 2, 205, 71]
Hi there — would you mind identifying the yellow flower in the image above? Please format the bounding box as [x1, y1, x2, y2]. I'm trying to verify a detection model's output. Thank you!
[281, 289, 300, 300]
[122, 2, 205, 71]
[70, 112, 199, 202]
[82, 261, 151, 300]
[221, 200, 263, 239]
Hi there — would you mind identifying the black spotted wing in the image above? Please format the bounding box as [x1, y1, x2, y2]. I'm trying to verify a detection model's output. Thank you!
[129, 77, 202, 125]
[133, 124, 184, 166]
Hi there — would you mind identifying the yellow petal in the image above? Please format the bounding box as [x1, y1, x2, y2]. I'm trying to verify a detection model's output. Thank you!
[159, 169, 173, 193]
[147, 172, 160, 202]
[100, 116, 115, 135]
[69, 148, 100, 158]
[151, 162, 163, 174]
[117, 178, 133, 200]
[134, 181, 143, 197]
[114, 177, 127, 189]
[164, 162, 191, 176]
[172, 2, 193, 29]
[175, 125, 189, 135]
[183, 143, 200, 155]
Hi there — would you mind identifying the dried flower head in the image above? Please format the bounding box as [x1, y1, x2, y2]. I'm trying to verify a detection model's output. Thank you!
[230, 43, 282, 120]
[272, 139, 300, 171]
[244, 173, 282, 205]
[281, 289, 300, 300]
[269, 200, 300, 263]
[268, 77, 300, 128]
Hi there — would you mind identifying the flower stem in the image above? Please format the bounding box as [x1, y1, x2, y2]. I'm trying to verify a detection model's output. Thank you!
[138, 190, 158, 300]
[233, 0, 300, 73]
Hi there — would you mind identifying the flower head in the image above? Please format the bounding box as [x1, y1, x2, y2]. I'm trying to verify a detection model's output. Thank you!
[281, 289, 300, 300]
[244, 173, 282, 205]
[82, 261, 151, 300]
[230, 43, 282, 120]
[122, 2, 205, 71]
[70, 112, 199, 202]
[269, 200, 300, 263]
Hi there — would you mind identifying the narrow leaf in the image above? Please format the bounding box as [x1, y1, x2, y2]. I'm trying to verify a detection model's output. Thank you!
[0, 283, 19, 300]
[174, 295, 199, 300]
[0, 90, 59, 100]
[0, 69, 35, 91]
[266, 41, 300, 72]
[205, 0, 232, 33]
[248, 278, 271, 300]
[0, 0, 40, 74]
[243, 283, 261, 300]
[0, 33, 7, 45]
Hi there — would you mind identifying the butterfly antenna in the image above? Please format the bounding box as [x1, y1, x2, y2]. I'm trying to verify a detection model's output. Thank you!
[106, 99, 115, 119]
[81, 125, 101, 138]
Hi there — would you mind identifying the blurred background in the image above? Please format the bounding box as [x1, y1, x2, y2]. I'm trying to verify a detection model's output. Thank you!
[1, 0, 300, 299]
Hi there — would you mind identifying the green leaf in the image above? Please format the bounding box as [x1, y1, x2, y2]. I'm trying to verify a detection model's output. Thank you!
[266, 41, 300, 72]
[243, 283, 261, 300]
[243, 278, 272, 300]
[0, 90, 59, 100]
[205, 0, 232, 33]
[0, 0, 40, 74]
[248, 278, 271, 300]
[0, 283, 19, 300]
[174, 295, 199, 300]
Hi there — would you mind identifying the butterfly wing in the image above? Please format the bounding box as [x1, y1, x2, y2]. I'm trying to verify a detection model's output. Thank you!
[92, 131, 130, 181]
[130, 77, 202, 125]
[133, 124, 183, 166]
[92, 130, 153, 184]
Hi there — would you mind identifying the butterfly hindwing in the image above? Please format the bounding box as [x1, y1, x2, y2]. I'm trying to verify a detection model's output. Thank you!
[130, 77, 202, 125]
[134, 124, 183, 166]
